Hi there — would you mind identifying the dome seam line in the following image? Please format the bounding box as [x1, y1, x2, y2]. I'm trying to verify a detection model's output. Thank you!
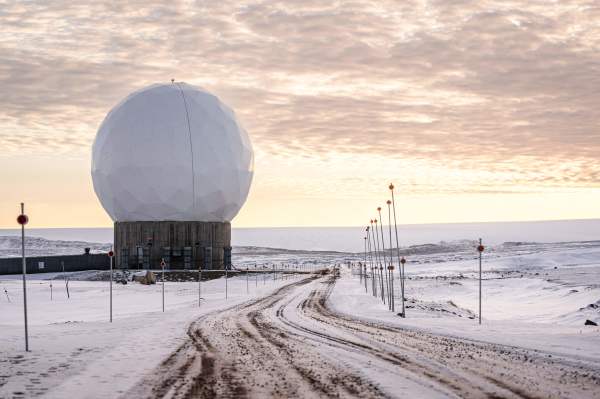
[176, 83, 196, 216]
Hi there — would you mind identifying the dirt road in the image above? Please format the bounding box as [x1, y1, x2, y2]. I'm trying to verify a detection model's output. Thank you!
[129, 272, 600, 398]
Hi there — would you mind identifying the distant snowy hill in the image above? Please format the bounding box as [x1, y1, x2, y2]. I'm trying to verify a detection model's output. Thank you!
[0, 236, 111, 258]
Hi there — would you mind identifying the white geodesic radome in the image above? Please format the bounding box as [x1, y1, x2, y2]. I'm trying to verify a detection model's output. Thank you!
[91, 82, 254, 222]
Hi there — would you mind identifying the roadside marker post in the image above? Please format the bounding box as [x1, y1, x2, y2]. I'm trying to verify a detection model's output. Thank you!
[377, 207, 390, 310]
[161, 258, 166, 312]
[400, 257, 406, 317]
[362, 237, 367, 285]
[477, 239, 485, 325]
[367, 226, 376, 297]
[225, 267, 228, 299]
[198, 267, 202, 308]
[17, 203, 29, 352]
[108, 249, 114, 322]
[389, 183, 406, 318]
[388, 265, 395, 312]
[61, 261, 69, 299]
[246, 267, 249, 294]
[373, 219, 385, 304]
[379, 265, 385, 303]
[196, 241, 202, 308]
[386, 200, 395, 310]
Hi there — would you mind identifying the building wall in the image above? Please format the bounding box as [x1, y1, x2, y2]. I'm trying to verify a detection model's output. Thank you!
[114, 221, 231, 269]
[0, 254, 109, 275]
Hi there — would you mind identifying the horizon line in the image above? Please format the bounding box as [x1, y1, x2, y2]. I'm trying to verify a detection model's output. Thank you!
[1, 216, 599, 230]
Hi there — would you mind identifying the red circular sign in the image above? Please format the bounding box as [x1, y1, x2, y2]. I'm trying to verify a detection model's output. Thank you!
[477, 245, 485, 252]
[17, 214, 28, 225]
[108, 251, 114, 257]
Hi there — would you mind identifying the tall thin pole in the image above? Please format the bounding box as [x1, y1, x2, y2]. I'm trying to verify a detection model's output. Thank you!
[367, 227, 376, 296]
[368, 223, 377, 297]
[198, 268, 202, 307]
[363, 237, 367, 285]
[225, 268, 228, 299]
[161, 258, 165, 312]
[246, 267, 249, 294]
[109, 248, 113, 323]
[387, 200, 395, 312]
[478, 238, 483, 325]
[373, 219, 385, 303]
[378, 207, 390, 310]
[19, 203, 29, 352]
[389, 183, 405, 317]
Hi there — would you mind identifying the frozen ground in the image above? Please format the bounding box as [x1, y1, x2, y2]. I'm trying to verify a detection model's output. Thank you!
[1, 238, 600, 398]
[0, 271, 309, 398]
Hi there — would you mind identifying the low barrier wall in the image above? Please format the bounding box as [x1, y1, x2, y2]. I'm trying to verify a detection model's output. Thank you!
[0, 254, 110, 275]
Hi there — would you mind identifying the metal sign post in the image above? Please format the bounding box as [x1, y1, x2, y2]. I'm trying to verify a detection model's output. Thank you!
[246, 267, 249, 294]
[17, 203, 29, 352]
[477, 239, 485, 325]
[161, 258, 165, 312]
[108, 249, 114, 322]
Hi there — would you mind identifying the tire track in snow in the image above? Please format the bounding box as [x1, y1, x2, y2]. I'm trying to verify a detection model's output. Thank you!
[291, 273, 600, 399]
[128, 273, 384, 398]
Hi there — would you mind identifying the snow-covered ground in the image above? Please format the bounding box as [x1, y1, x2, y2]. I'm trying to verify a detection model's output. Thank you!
[0, 271, 309, 398]
[398, 241, 600, 327]
[334, 269, 600, 363]
[2, 237, 600, 397]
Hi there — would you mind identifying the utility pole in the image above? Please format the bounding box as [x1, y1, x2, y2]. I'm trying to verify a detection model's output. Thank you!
[17, 203, 29, 352]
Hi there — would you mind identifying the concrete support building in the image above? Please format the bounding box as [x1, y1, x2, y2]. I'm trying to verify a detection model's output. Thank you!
[114, 221, 231, 269]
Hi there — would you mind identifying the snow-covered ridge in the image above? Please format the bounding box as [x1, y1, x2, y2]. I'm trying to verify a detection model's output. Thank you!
[3, 235, 600, 259]
[0, 236, 111, 258]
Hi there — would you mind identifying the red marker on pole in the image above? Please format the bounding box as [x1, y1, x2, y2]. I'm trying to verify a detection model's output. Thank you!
[17, 203, 29, 351]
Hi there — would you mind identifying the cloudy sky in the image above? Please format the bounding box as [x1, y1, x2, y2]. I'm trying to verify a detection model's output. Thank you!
[1, 0, 599, 228]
